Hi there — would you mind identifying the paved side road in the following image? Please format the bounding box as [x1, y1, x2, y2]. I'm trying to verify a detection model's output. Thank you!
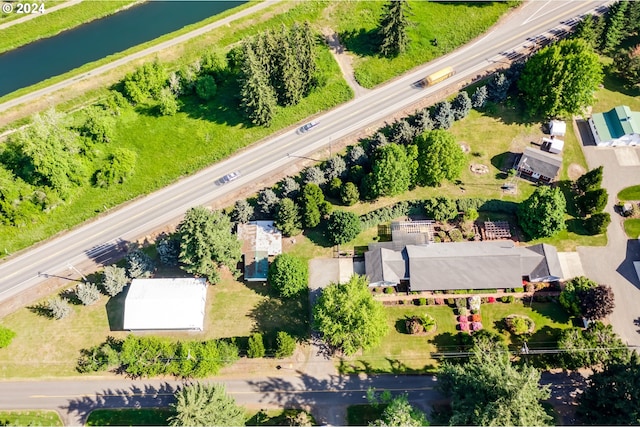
[0, 371, 586, 426]
[578, 146, 640, 348]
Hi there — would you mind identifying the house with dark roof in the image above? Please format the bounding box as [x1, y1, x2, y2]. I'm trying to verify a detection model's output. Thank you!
[515, 147, 562, 183]
[364, 240, 562, 292]
[589, 105, 640, 147]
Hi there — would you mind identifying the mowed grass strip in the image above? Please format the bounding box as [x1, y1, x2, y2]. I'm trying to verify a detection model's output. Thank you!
[86, 408, 174, 426]
[0, 0, 139, 54]
[618, 185, 640, 201]
[338, 300, 571, 375]
[0, 410, 63, 426]
[331, 1, 513, 88]
[0, 0, 65, 25]
[624, 218, 640, 239]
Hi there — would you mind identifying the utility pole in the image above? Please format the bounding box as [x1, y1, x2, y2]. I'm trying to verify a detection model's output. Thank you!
[68, 264, 87, 282]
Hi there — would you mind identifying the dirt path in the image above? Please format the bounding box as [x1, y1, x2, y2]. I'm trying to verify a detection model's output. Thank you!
[321, 27, 369, 98]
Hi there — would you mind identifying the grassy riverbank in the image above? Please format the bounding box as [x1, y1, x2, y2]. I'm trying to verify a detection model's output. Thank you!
[0, 0, 141, 54]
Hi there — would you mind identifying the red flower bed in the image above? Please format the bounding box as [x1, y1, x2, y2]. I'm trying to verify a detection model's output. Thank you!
[487, 297, 496, 303]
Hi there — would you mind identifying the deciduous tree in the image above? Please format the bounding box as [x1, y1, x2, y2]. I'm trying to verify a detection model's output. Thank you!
[326, 211, 362, 245]
[367, 391, 428, 427]
[558, 322, 630, 370]
[559, 276, 597, 317]
[195, 75, 217, 101]
[94, 148, 137, 188]
[370, 143, 411, 197]
[518, 39, 602, 117]
[579, 284, 615, 321]
[577, 357, 640, 425]
[268, 253, 308, 298]
[313, 275, 389, 355]
[517, 186, 566, 239]
[0, 326, 16, 348]
[417, 130, 465, 187]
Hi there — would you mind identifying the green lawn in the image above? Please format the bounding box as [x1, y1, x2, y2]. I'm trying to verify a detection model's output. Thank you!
[86, 408, 174, 426]
[0, 271, 308, 378]
[0, 19, 353, 255]
[0, 0, 139, 54]
[618, 185, 640, 201]
[624, 219, 640, 239]
[338, 300, 571, 374]
[330, 1, 513, 88]
[0, 410, 63, 426]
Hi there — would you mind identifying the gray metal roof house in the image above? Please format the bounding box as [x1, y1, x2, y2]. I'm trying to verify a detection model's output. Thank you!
[365, 241, 562, 292]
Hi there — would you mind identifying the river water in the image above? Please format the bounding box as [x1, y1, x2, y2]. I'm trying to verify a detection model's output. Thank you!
[0, 0, 245, 97]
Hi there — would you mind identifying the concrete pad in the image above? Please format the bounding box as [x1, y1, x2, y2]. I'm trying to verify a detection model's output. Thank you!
[614, 147, 640, 166]
[338, 258, 354, 284]
[557, 252, 585, 280]
[309, 259, 340, 291]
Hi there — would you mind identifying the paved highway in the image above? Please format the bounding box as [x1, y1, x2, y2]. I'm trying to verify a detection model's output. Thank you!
[0, 0, 610, 305]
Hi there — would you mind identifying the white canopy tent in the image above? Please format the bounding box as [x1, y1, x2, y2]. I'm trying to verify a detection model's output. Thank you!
[123, 278, 207, 331]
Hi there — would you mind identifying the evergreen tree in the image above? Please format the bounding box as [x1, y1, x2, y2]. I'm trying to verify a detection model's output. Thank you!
[340, 182, 360, 206]
[273, 26, 305, 106]
[169, 383, 245, 427]
[347, 145, 368, 167]
[257, 188, 279, 216]
[487, 72, 510, 103]
[451, 91, 472, 120]
[247, 333, 266, 358]
[274, 197, 302, 237]
[471, 85, 489, 109]
[279, 176, 300, 199]
[414, 108, 434, 132]
[303, 166, 327, 186]
[324, 156, 347, 180]
[390, 119, 417, 145]
[301, 184, 324, 228]
[239, 43, 277, 127]
[431, 100, 455, 130]
[615, 44, 640, 89]
[576, 166, 604, 193]
[573, 14, 600, 49]
[602, 0, 628, 52]
[378, 0, 411, 57]
[231, 199, 254, 224]
[296, 21, 318, 90]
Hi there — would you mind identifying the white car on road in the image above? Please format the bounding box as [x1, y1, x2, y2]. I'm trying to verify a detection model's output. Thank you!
[221, 171, 241, 183]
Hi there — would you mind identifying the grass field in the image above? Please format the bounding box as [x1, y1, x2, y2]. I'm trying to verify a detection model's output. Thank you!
[0, 270, 309, 378]
[0, 0, 64, 25]
[338, 300, 571, 375]
[0, 0, 139, 54]
[618, 185, 640, 201]
[0, 9, 353, 255]
[0, 410, 63, 426]
[331, 1, 513, 88]
[624, 219, 640, 239]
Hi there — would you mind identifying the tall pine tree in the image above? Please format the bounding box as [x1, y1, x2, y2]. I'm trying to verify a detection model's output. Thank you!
[378, 0, 411, 57]
[602, 0, 628, 52]
[239, 43, 277, 127]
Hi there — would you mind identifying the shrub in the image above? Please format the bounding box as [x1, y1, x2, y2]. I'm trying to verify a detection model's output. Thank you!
[417, 298, 427, 306]
[514, 287, 525, 293]
[455, 298, 467, 309]
[427, 298, 435, 305]
[384, 287, 394, 294]
[505, 315, 535, 335]
[459, 307, 469, 316]
[448, 228, 464, 242]
[525, 282, 535, 293]
[447, 298, 455, 306]
[275, 331, 296, 358]
[488, 297, 496, 303]
[471, 314, 482, 322]
[459, 322, 470, 332]
[48, 298, 71, 320]
[468, 296, 481, 312]
[76, 282, 101, 306]
[458, 315, 469, 323]
[247, 333, 265, 358]
[0, 326, 16, 348]
[501, 295, 511, 303]
[471, 321, 483, 331]
[435, 298, 445, 305]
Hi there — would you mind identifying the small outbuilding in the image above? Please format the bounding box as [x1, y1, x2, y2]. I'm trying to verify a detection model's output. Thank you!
[123, 278, 207, 331]
[541, 137, 564, 154]
[549, 120, 566, 137]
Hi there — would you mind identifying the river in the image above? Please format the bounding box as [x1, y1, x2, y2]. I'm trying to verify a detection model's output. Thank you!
[0, 0, 246, 97]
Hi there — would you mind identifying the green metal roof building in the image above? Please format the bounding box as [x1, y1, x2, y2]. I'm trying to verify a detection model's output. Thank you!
[589, 105, 640, 146]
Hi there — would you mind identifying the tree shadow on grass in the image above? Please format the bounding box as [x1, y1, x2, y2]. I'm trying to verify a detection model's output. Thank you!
[339, 28, 380, 58]
[602, 63, 640, 98]
[476, 100, 538, 126]
[303, 224, 333, 248]
[249, 292, 310, 341]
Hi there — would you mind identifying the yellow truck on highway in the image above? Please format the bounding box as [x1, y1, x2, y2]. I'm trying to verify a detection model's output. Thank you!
[420, 66, 455, 87]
